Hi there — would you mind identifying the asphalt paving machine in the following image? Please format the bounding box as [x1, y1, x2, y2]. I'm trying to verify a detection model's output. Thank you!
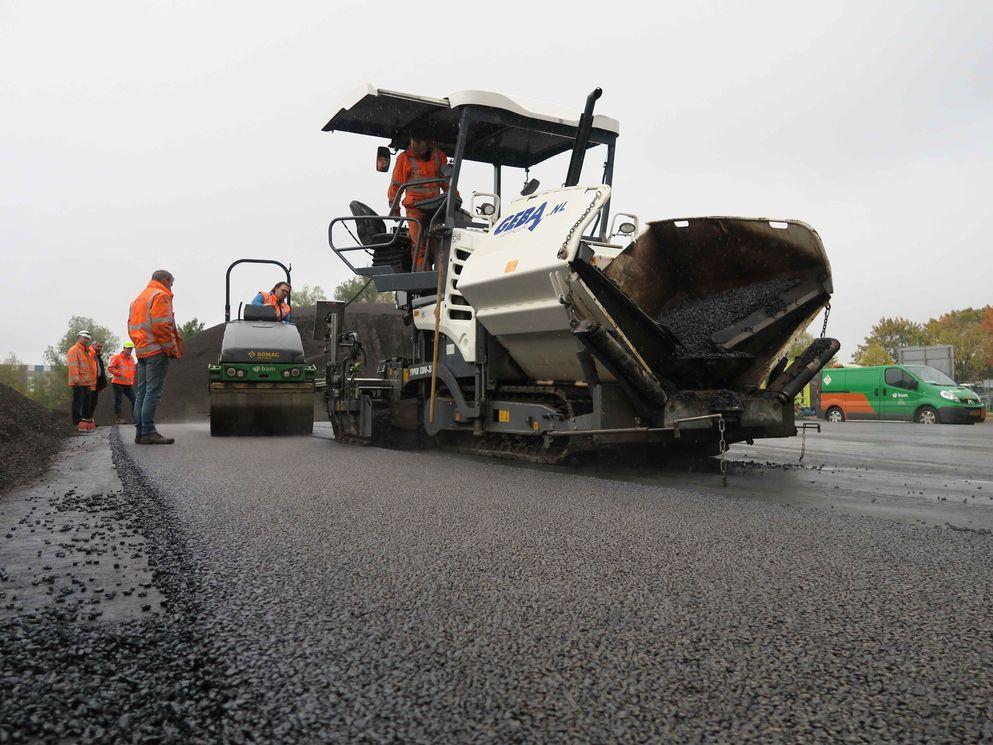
[320, 85, 840, 462]
[209, 259, 317, 436]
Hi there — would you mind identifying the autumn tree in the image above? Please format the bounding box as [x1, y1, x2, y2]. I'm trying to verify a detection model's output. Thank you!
[333, 277, 393, 304]
[853, 340, 892, 366]
[926, 306, 993, 380]
[34, 316, 119, 409]
[178, 318, 206, 340]
[292, 285, 328, 307]
[0, 353, 30, 396]
[853, 317, 928, 363]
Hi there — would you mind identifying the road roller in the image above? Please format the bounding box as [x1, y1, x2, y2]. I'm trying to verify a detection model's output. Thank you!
[208, 259, 317, 436]
[319, 85, 840, 462]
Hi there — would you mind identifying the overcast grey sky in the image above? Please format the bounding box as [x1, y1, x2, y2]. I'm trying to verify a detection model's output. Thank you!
[2, 0, 991, 363]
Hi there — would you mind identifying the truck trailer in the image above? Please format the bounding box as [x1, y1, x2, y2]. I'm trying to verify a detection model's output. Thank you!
[319, 85, 840, 463]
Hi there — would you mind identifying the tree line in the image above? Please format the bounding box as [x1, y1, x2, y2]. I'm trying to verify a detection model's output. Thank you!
[852, 306, 993, 380]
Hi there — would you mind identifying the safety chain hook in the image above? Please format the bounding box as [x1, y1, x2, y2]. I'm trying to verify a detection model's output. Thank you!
[820, 302, 832, 339]
[558, 192, 602, 259]
[717, 415, 727, 487]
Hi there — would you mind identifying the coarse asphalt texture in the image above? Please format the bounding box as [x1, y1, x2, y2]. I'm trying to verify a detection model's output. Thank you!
[2, 420, 992, 742]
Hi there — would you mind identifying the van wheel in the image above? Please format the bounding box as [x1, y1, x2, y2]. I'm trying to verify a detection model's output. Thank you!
[916, 406, 939, 424]
[825, 406, 845, 423]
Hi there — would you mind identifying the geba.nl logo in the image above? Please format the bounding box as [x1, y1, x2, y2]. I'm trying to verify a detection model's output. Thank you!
[493, 201, 567, 236]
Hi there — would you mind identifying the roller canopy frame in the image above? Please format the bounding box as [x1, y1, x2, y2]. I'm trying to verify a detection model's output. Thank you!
[225, 258, 292, 323]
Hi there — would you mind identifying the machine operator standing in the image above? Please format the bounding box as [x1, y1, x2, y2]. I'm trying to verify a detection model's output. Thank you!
[387, 132, 452, 271]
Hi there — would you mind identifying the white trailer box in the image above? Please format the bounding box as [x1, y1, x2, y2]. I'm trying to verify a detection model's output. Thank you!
[898, 345, 955, 379]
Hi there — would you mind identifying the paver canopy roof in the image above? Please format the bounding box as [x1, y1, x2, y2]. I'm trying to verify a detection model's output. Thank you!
[322, 84, 619, 169]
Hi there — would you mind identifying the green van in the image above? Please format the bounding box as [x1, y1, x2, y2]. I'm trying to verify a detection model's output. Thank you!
[819, 365, 987, 424]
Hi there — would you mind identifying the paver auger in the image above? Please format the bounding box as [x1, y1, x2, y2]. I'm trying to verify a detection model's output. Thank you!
[320, 85, 840, 462]
[208, 259, 317, 436]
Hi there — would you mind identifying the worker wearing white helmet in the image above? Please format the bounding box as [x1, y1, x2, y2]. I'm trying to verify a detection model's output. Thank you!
[67, 330, 97, 430]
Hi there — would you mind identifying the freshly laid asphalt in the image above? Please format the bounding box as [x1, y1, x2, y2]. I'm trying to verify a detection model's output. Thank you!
[2, 420, 992, 742]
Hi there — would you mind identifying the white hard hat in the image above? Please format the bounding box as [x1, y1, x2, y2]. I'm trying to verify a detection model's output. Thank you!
[77, 330, 92, 339]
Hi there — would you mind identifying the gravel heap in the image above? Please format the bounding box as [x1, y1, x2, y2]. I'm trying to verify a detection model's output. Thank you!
[0, 384, 71, 494]
[0, 431, 230, 742]
[93, 303, 408, 424]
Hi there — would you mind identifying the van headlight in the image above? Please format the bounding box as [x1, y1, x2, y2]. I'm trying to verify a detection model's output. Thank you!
[939, 390, 958, 401]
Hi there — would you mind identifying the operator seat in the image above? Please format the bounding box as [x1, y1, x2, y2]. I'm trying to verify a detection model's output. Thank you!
[349, 201, 410, 273]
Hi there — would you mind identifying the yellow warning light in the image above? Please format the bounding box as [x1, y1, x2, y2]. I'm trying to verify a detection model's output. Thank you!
[498, 410, 510, 423]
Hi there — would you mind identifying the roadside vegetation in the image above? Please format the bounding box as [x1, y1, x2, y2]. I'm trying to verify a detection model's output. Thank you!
[853, 306, 993, 380]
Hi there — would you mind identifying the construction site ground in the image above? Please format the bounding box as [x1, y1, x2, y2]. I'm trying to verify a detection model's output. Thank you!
[2, 420, 991, 741]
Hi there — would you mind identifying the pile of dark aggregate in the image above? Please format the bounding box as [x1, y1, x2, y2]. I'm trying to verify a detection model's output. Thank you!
[0, 430, 232, 743]
[0, 383, 71, 494]
[93, 303, 408, 425]
[655, 277, 799, 355]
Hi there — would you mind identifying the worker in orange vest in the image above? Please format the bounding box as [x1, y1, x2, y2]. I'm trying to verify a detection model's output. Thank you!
[108, 341, 137, 424]
[84, 341, 109, 423]
[67, 330, 98, 430]
[387, 132, 454, 271]
[128, 269, 183, 445]
[251, 281, 292, 321]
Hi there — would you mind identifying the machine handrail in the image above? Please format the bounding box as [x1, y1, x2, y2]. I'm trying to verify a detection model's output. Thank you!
[389, 176, 451, 214]
[225, 258, 292, 323]
[327, 215, 422, 275]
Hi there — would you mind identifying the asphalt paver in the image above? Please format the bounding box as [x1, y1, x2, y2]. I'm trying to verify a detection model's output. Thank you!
[2, 421, 992, 742]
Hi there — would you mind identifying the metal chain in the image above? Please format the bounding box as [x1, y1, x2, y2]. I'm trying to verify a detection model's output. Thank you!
[717, 415, 727, 487]
[820, 302, 832, 338]
[558, 192, 602, 259]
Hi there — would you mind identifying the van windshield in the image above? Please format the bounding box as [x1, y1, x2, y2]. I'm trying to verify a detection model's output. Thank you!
[905, 365, 956, 386]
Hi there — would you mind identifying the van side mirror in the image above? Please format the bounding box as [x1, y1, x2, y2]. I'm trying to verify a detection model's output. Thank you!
[376, 146, 391, 173]
[910, 379, 919, 390]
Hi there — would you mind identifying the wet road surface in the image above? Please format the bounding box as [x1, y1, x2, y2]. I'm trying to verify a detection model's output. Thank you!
[2, 421, 991, 742]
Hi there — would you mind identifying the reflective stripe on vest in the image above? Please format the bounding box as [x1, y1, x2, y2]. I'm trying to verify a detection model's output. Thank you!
[260, 291, 291, 320]
[405, 150, 445, 203]
[129, 289, 176, 355]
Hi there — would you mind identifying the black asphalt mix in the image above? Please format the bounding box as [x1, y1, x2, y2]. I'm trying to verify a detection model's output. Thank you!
[2, 422, 992, 742]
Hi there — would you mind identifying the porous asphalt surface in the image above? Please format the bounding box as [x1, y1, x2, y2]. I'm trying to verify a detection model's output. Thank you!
[2, 422, 992, 742]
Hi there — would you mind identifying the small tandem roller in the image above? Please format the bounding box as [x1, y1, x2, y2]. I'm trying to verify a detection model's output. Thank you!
[208, 259, 317, 436]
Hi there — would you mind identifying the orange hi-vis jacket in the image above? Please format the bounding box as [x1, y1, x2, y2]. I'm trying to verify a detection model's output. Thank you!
[388, 147, 449, 210]
[107, 351, 136, 385]
[128, 280, 183, 359]
[259, 290, 291, 320]
[67, 342, 97, 388]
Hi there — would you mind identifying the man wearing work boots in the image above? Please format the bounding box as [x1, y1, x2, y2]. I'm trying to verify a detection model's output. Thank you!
[67, 330, 97, 430]
[128, 269, 183, 444]
[108, 341, 137, 424]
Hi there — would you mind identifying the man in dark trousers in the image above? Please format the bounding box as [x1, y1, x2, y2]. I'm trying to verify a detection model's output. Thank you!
[85, 341, 108, 423]
[107, 341, 137, 424]
[67, 330, 96, 429]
